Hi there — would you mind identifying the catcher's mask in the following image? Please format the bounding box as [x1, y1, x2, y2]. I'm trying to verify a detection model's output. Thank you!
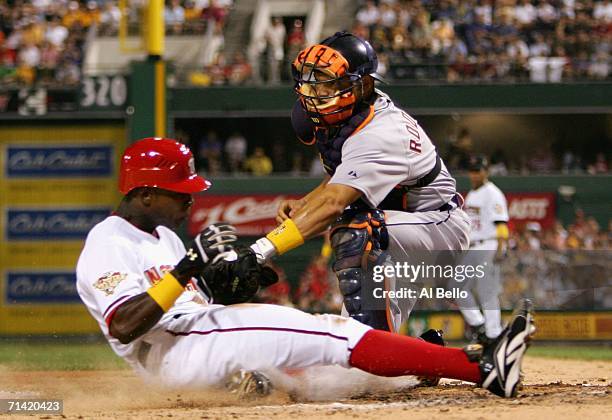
[292, 31, 379, 127]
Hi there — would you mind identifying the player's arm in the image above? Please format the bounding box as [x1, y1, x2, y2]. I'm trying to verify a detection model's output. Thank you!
[494, 221, 509, 261]
[292, 183, 361, 238]
[110, 224, 237, 344]
[253, 183, 361, 261]
[276, 175, 331, 223]
[108, 268, 190, 344]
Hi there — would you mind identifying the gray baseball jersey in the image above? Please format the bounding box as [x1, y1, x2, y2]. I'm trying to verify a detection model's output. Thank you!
[325, 90, 471, 329]
[328, 90, 456, 212]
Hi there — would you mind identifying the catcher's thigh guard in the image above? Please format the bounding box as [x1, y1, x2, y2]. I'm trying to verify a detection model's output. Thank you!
[330, 209, 400, 332]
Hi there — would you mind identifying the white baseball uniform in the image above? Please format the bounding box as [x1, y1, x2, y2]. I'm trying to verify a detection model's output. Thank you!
[458, 181, 509, 339]
[327, 91, 471, 327]
[76, 215, 371, 388]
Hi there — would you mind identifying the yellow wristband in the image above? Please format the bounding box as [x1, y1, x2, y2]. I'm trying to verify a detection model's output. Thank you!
[266, 219, 305, 255]
[496, 223, 509, 239]
[146, 272, 185, 312]
[321, 241, 332, 259]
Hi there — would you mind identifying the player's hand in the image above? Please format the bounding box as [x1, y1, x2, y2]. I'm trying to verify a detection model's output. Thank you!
[276, 199, 306, 223]
[196, 246, 279, 305]
[173, 223, 238, 279]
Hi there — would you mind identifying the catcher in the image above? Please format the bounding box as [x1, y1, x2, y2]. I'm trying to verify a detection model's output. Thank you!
[246, 31, 471, 333]
[77, 137, 534, 398]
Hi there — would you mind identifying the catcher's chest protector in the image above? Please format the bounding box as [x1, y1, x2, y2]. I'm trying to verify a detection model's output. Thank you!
[315, 104, 373, 175]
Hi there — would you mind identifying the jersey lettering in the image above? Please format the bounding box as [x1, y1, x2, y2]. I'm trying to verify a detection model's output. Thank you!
[409, 139, 422, 153]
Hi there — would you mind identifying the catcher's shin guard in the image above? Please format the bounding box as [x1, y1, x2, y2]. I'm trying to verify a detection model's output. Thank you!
[330, 209, 400, 332]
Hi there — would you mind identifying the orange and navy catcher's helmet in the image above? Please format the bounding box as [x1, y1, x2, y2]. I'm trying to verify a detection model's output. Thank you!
[292, 31, 379, 127]
[118, 137, 211, 195]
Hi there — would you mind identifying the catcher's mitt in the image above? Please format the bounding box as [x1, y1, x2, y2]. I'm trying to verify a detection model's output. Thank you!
[197, 246, 278, 305]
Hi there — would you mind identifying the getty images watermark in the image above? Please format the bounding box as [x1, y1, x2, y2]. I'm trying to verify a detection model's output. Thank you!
[371, 260, 489, 300]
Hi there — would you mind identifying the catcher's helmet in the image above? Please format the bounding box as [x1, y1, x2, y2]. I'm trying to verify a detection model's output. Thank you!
[119, 137, 211, 195]
[292, 31, 378, 126]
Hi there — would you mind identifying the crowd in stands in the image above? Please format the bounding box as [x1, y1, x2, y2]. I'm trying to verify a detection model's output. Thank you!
[0, 0, 96, 87]
[353, 0, 611, 82]
[0, 0, 234, 87]
[2, 1, 609, 88]
[181, 128, 319, 176]
[186, 124, 609, 177]
[442, 127, 610, 174]
[511, 209, 611, 250]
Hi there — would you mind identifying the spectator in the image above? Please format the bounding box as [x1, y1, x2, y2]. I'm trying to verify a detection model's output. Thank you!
[379, 2, 397, 28]
[198, 130, 223, 173]
[588, 152, 609, 174]
[537, 0, 559, 31]
[594, 0, 612, 22]
[244, 147, 273, 176]
[295, 255, 335, 313]
[201, 0, 228, 27]
[99, 1, 121, 35]
[447, 127, 474, 170]
[588, 50, 610, 79]
[18, 40, 40, 69]
[38, 40, 59, 84]
[529, 32, 550, 57]
[528, 147, 555, 172]
[475, 0, 494, 26]
[356, 1, 380, 27]
[55, 56, 80, 85]
[165, 0, 186, 34]
[265, 17, 285, 84]
[286, 19, 305, 75]
[45, 16, 68, 47]
[224, 130, 247, 173]
[225, 51, 251, 85]
[270, 140, 289, 173]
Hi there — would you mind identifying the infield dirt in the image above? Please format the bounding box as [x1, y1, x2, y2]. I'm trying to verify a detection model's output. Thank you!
[1, 356, 610, 419]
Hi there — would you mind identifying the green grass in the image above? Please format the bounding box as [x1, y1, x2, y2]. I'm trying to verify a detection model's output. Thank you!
[0, 341, 128, 371]
[528, 344, 612, 361]
[0, 341, 609, 371]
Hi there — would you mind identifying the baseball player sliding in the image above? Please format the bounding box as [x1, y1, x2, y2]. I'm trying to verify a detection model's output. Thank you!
[457, 156, 510, 345]
[77, 138, 534, 398]
[246, 31, 470, 334]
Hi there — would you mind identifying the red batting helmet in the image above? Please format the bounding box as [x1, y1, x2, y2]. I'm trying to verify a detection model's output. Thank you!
[119, 137, 211, 195]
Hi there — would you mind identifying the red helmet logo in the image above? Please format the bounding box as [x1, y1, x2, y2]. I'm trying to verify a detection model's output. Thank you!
[118, 137, 211, 195]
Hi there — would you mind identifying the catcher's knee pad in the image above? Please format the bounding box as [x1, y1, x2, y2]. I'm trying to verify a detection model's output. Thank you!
[330, 209, 399, 332]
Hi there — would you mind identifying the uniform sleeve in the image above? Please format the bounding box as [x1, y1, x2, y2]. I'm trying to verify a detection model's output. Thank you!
[328, 129, 409, 207]
[489, 189, 509, 224]
[77, 239, 148, 328]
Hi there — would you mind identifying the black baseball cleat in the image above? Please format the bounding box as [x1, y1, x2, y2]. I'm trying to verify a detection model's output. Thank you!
[466, 323, 495, 347]
[465, 299, 536, 398]
[417, 329, 445, 387]
[225, 370, 273, 399]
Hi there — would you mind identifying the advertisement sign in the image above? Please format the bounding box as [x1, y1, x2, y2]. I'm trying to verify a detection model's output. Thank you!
[189, 194, 301, 236]
[5, 145, 113, 178]
[409, 311, 611, 341]
[0, 127, 124, 336]
[5, 208, 110, 240]
[190, 192, 557, 236]
[506, 192, 556, 230]
[5, 272, 80, 304]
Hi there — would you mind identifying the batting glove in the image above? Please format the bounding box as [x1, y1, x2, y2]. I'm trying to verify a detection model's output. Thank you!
[174, 223, 238, 279]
